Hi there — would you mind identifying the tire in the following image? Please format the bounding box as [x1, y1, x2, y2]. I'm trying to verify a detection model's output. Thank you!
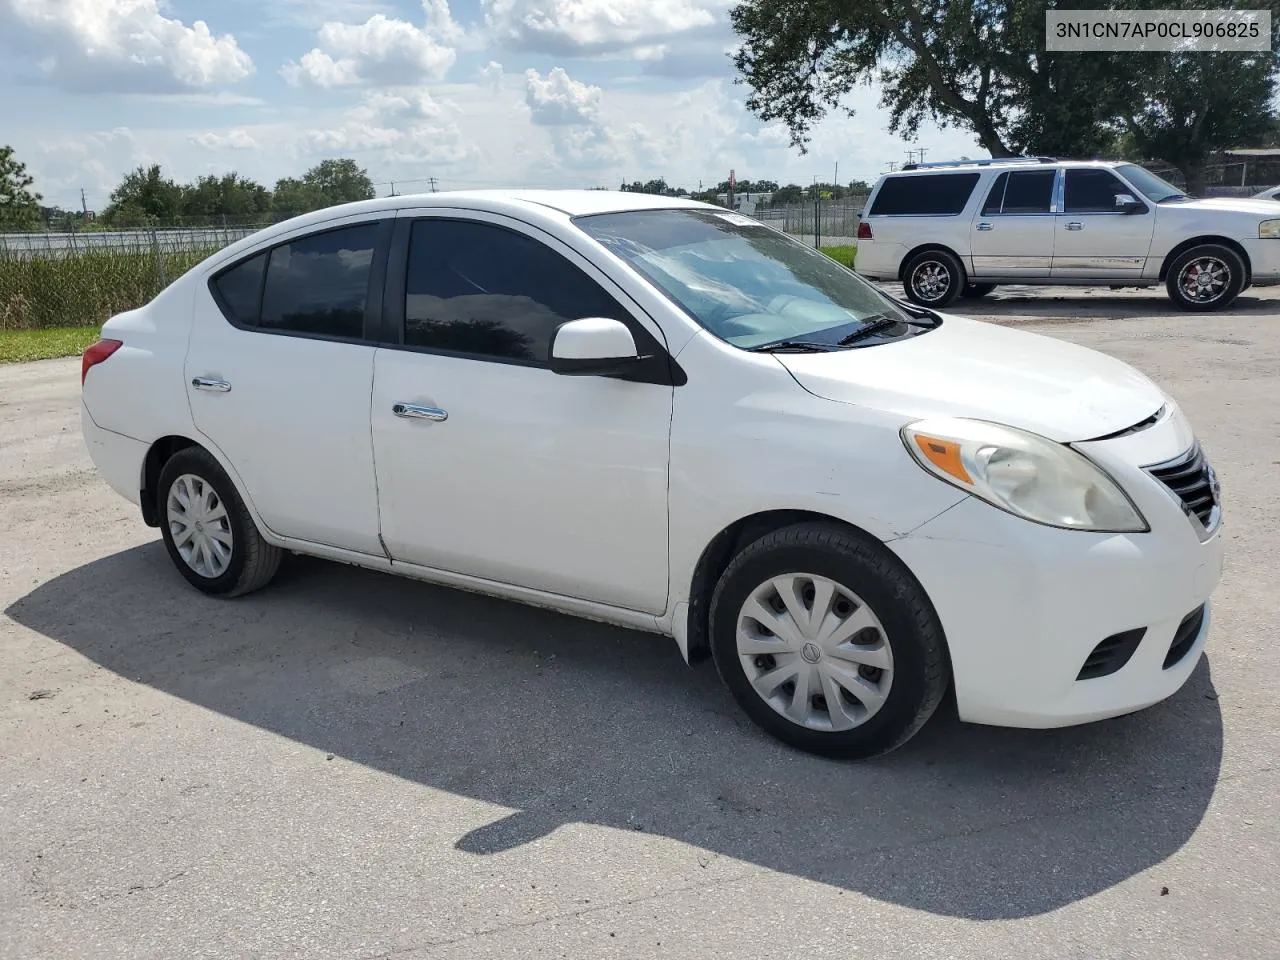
[157, 446, 282, 597]
[1165, 244, 1245, 312]
[903, 249, 965, 308]
[962, 282, 996, 299]
[709, 522, 950, 759]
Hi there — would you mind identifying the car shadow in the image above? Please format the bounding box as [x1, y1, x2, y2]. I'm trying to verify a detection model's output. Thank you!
[876, 282, 1278, 321]
[5, 543, 1223, 921]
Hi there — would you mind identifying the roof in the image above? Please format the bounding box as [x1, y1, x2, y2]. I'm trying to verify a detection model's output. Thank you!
[392, 188, 712, 217]
[888, 158, 1125, 176]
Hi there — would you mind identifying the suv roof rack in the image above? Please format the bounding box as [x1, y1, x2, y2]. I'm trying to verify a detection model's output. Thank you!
[900, 156, 1058, 171]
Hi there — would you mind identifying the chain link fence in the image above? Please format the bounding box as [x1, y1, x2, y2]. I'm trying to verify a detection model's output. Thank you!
[755, 198, 866, 245]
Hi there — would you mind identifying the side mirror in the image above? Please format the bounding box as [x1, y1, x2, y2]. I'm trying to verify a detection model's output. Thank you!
[1115, 193, 1146, 214]
[549, 317, 642, 376]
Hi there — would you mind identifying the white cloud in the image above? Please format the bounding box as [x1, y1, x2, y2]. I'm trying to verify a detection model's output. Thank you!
[1, 0, 253, 91]
[524, 67, 601, 126]
[301, 88, 478, 167]
[484, 0, 719, 54]
[480, 61, 505, 92]
[281, 13, 456, 88]
[423, 0, 466, 45]
[190, 129, 258, 150]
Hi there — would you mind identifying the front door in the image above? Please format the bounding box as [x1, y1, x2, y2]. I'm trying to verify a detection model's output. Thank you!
[371, 213, 673, 614]
[1051, 168, 1156, 279]
[968, 169, 1058, 278]
[186, 218, 389, 556]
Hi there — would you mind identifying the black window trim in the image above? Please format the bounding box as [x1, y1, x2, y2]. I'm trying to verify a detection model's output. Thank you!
[207, 218, 394, 346]
[382, 212, 685, 386]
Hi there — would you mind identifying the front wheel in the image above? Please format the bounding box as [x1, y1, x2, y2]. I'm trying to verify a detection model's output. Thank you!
[903, 249, 965, 308]
[157, 447, 282, 597]
[1165, 244, 1245, 312]
[709, 522, 950, 759]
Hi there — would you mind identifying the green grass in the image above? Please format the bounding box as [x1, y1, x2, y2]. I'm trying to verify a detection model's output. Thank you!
[821, 245, 857, 268]
[0, 325, 101, 363]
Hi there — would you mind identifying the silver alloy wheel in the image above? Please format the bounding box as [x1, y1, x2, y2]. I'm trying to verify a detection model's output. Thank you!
[736, 573, 894, 732]
[910, 261, 951, 302]
[166, 473, 233, 579]
[1178, 256, 1230, 303]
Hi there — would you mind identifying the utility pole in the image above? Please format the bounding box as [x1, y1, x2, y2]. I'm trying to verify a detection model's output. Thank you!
[80, 188, 88, 218]
[389, 180, 397, 197]
[428, 177, 438, 193]
[886, 161, 898, 172]
[833, 161, 839, 194]
[916, 147, 928, 165]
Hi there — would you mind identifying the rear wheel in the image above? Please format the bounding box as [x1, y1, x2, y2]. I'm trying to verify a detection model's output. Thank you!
[903, 249, 965, 308]
[709, 522, 950, 759]
[962, 282, 996, 299]
[1165, 244, 1245, 312]
[157, 447, 282, 597]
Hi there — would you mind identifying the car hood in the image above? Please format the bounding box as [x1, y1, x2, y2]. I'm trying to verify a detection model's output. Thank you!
[775, 314, 1164, 443]
[1168, 196, 1280, 215]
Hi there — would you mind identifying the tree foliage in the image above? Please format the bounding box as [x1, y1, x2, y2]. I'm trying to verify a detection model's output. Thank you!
[730, 0, 1280, 190]
[0, 146, 44, 229]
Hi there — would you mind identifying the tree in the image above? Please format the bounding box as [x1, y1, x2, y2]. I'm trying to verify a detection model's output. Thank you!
[102, 165, 183, 225]
[0, 146, 42, 230]
[181, 173, 271, 222]
[272, 177, 324, 215]
[303, 158, 376, 205]
[730, 0, 1278, 176]
[773, 184, 804, 204]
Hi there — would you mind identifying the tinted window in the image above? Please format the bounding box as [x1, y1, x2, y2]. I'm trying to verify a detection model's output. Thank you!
[1000, 170, 1056, 214]
[212, 252, 266, 325]
[258, 224, 377, 339]
[404, 220, 626, 363]
[981, 174, 1008, 215]
[868, 173, 980, 216]
[1065, 169, 1131, 213]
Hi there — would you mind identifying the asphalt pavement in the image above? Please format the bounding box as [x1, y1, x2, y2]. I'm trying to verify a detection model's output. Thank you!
[2, 285, 1278, 958]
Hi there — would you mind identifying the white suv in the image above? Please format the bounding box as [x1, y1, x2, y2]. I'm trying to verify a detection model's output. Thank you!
[856, 157, 1280, 311]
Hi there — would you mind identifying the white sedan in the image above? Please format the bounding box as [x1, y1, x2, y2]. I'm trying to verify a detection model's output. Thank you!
[80, 190, 1224, 758]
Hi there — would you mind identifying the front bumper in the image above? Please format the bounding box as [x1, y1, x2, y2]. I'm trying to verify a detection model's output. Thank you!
[889, 408, 1224, 728]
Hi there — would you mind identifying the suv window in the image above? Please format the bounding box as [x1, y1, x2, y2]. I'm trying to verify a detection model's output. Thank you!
[404, 219, 628, 363]
[258, 224, 378, 339]
[990, 170, 1056, 214]
[869, 173, 980, 216]
[1065, 169, 1131, 213]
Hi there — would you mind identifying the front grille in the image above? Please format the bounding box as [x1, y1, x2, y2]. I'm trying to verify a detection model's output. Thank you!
[1164, 605, 1207, 669]
[1077, 628, 1146, 680]
[1148, 443, 1218, 529]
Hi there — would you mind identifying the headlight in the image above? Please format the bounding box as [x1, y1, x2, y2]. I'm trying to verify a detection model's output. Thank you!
[1259, 219, 1280, 239]
[901, 418, 1148, 532]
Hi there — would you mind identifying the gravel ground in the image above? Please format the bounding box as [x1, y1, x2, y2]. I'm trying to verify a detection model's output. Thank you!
[2, 286, 1278, 959]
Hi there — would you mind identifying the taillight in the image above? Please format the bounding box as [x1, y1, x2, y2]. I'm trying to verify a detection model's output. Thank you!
[857, 220, 873, 240]
[82, 339, 123, 386]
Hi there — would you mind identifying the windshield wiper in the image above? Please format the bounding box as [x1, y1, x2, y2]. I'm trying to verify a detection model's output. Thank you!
[745, 339, 841, 353]
[837, 316, 901, 345]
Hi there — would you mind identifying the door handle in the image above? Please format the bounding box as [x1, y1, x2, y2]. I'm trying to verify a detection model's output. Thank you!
[1065, 222, 1084, 231]
[191, 377, 231, 393]
[976, 222, 994, 231]
[393, 403, 448, 422]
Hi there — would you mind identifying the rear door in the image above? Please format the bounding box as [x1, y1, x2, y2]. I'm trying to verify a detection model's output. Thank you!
[969, 169, 1058, 278]
[186, 217, 391, 555]
[1051, 168, 1156, 279]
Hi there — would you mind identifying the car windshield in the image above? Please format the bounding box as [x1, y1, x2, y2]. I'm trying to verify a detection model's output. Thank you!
[574, 208, 916, 350]
[1117, 164, 1189, 203]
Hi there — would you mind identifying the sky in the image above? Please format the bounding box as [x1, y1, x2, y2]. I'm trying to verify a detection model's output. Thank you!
[0, 0, 984, 211]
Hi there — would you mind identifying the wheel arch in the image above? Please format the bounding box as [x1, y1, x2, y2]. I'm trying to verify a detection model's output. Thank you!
[683, 510, 891, 664]
[1159, 236, 1252, 284]
[897, 243, 968, 283]
[140, 435, 270, 542]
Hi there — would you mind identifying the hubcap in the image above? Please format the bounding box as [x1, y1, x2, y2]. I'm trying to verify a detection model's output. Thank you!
[910, 261, 951, 302]
[1179, 257, 1229, 303]
[166, 473, 233, 578]
[736, 574, 894, 732]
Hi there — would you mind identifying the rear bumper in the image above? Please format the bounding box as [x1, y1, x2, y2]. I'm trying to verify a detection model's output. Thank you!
[81, 401, 147, 508]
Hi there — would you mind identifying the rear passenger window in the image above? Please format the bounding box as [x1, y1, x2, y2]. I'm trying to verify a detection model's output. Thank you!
[981, 174, 1009, 215]
[403, 219, 628, 364]
[1000, 171, 1056, 214]
[212, 252, 266, 325]
[259, 225, 377, 339]
[868, 173, 980, 216]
